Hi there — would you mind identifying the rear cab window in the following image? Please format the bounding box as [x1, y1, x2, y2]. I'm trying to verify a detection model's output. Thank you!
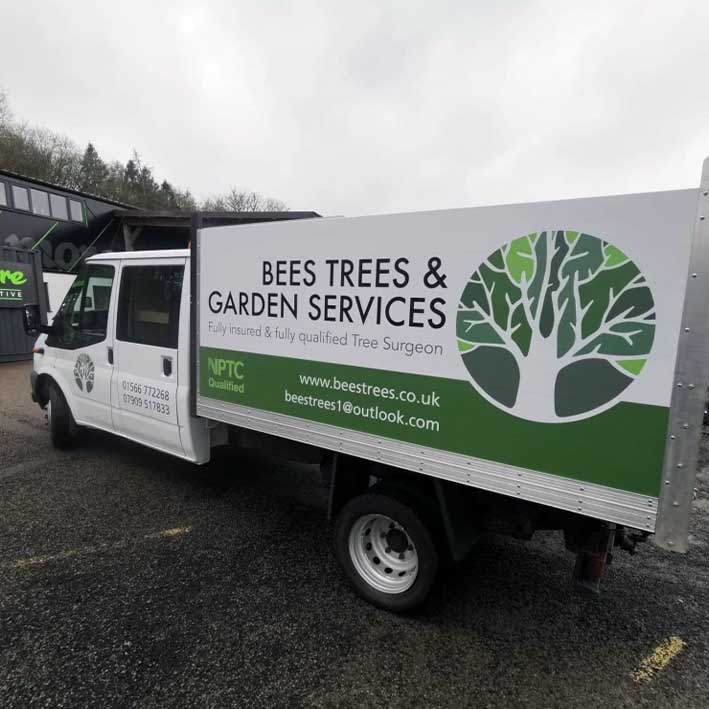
[117, 265, 184, 349]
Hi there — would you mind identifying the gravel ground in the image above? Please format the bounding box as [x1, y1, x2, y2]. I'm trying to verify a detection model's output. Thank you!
[1, 359, 708, 708]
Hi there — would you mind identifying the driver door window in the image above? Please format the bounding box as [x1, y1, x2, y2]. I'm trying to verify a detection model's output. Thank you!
[48, 264, 115, 349]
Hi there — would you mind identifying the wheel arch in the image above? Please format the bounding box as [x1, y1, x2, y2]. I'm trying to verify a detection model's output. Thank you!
[35, 371, 71, 410]
[327, 453, 479, 564]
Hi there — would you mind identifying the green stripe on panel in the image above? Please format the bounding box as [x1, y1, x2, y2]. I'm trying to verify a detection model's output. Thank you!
[199, 347, 667, 497]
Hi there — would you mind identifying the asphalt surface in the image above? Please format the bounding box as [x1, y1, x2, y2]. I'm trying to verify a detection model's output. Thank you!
[1, 360, 708, 708]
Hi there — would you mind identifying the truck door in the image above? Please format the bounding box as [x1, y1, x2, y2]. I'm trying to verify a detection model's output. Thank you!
[112, 259, 185, 457]
[45, 262, 117, 431]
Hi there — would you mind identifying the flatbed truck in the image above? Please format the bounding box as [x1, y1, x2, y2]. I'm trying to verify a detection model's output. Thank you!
[23, 160, 709, 611]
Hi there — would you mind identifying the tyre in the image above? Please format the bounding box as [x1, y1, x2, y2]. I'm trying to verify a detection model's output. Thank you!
[334, 492, 439, 612]
[47, 382, 77, 449]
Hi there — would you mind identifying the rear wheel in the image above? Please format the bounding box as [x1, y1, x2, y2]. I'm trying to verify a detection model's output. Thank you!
[47, 382, 77, 449]
[334, 492, 439, 612]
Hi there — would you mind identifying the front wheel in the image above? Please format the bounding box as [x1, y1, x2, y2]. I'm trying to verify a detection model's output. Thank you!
[334, 492, 439, 612]
[47, 382, 77, 449]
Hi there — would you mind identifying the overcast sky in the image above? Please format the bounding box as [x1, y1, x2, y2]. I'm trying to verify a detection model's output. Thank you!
[1, 1, 708, 215]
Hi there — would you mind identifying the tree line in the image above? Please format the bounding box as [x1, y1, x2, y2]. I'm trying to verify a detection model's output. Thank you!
[0, 91, 286, 212]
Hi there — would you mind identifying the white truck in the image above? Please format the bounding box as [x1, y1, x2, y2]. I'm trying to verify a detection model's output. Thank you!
[23, 160, 709, 611]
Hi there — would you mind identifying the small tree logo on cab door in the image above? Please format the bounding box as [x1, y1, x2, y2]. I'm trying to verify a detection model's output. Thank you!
[74, 353, 95, 393]
[456, 231, 655, 422]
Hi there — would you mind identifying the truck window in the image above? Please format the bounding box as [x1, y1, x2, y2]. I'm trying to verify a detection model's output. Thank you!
[47, 264, 115, 349]
[117, 265, 183, 349]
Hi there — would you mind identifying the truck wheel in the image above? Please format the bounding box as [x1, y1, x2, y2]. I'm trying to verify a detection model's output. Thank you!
[334, 492, 439, 612]
[48, 383, 76, 449]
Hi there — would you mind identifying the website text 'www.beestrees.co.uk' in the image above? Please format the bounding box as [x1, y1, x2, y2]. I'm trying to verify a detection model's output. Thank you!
[284, 373, 441, 432]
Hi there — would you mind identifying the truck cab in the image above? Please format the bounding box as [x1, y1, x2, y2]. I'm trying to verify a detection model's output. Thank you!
[29, 250, 210, 462]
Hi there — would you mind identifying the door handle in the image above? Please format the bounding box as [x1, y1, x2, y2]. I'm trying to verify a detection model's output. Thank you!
[107, 346, 113, 365]
[162, 356, 173, 377]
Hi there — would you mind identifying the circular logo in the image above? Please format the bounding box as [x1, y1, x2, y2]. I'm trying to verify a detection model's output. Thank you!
[456, 230, 655, 422]
[74, 353, 95, 393]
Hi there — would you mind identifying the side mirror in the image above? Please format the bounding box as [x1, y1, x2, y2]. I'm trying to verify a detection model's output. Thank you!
[22, 304, 41, 336]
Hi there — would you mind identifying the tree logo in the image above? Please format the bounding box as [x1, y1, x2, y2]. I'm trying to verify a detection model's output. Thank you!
[74, 353, 95, 393]
[456, 231, 655, 422]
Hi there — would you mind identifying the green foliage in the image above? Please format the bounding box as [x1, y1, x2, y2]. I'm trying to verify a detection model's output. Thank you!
[0, 91, 286, 212]
[201, 187, 287, 213]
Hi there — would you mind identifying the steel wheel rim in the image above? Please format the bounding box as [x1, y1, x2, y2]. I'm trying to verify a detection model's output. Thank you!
[348, 514, 418, 594]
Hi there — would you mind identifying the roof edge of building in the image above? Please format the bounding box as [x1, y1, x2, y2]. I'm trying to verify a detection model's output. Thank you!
[0, 168, 138, 209]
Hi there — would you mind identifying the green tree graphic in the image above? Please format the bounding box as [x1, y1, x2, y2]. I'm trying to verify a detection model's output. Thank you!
[457, 231, 655, 422]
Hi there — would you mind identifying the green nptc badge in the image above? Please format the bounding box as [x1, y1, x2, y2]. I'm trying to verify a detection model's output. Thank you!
[206, 354, 245, 394]
[456, 231, 656, 422]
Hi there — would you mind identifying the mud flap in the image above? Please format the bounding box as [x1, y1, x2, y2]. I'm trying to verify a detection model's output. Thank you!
[571, 525, 616, 596]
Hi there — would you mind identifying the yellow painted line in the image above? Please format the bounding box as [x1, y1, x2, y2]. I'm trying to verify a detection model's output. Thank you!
[631, 636, 686, 683]
[4, 527, 192, 569]
[144, 526, 192, 539]
[8, 546, 95, 569]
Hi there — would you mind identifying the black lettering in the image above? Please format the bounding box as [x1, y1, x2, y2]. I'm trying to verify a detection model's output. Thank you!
[208, 290, 222, 313]
[358, 259, 373, 287]
[340, 295, 354, 323]
[303, 259, 316, 286]
[283, 293, 298, 318]
[393, 258, 410, 287]
[408, 297, 426, 328]
[325, 259, 337, 287]
[276, 260, 288, 285]
[267, 292, 278, 317]
[355, 294, 376, 322]
[252, 292, 265, 316]
[375, 258, 390, 287]
[224, 292, 237, 314]
[385, 296, 406, 326]
[428, 297, 446, 329]
[323, 294, 337, 321]
[262, 261, 273, 285]
[308, 293, 322, 320]
[341, 259, 355, 287]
